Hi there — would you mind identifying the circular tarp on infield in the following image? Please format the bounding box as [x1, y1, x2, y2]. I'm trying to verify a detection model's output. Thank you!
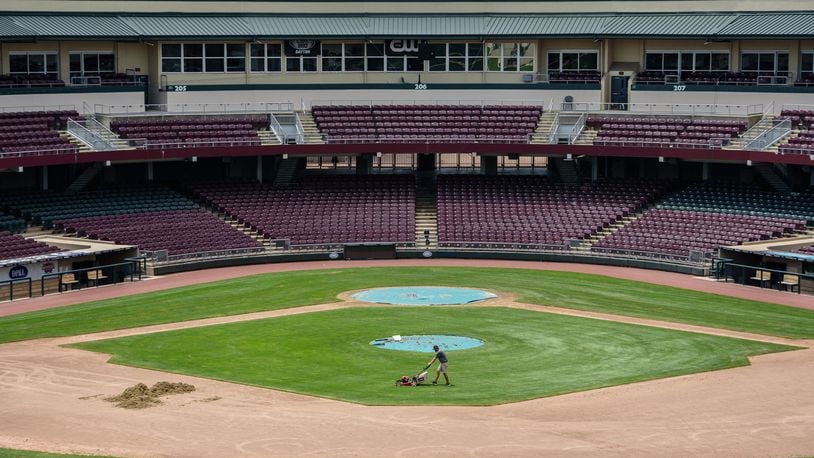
[370, 335, 483, 352]
[351, 286, 496, 306]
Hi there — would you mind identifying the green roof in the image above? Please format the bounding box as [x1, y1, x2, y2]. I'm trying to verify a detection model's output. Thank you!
[1, 13, 813, 40]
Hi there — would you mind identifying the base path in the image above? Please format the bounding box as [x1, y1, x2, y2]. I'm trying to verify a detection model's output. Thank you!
[1, 260, 813, 457]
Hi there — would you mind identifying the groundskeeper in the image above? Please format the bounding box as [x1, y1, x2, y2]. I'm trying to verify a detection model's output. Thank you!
[427, 345, 450, 386]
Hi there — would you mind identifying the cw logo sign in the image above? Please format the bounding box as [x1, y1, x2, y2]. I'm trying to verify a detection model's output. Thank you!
[387, 40, 420, 55]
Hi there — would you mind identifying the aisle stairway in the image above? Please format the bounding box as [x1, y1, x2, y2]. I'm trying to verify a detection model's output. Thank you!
[529, 111, 558, 144]
[297, 111, 326, 144]
[415, 174, 438, 248]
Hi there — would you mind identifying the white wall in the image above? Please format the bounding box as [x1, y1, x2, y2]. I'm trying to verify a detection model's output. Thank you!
[0, 91, 145, 113]
[630, 90, 814, 115]
[165, 88, 600, 110]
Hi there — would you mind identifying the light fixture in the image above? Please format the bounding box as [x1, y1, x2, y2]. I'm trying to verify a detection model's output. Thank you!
[191, 156, 197, 162]
[105, 160, 111, 166]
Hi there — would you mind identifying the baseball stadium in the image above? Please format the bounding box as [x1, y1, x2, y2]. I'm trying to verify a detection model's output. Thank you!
[1, 0, 814, 456]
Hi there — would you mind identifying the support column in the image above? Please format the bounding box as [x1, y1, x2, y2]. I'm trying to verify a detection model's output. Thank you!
[480, 155, 498, 175]
[356, 154, 372, 175]
[702, 162, 709, 181]
[147, 161, 154, 181]
[591, 157, 598, 181]
[41, 165, 48, 191]
[256, 156, 263, 183]
[810, 168, 814, 186]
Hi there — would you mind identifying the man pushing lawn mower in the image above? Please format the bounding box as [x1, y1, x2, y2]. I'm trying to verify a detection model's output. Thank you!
[427, 345, 451, 386]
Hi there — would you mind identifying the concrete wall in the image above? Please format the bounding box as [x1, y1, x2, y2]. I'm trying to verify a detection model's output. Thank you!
[629, 90, 814, 115]
[0, 91, 145, 112]
[164, 88, 600, 110]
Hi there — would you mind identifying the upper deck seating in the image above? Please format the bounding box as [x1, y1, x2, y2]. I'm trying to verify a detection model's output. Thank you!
[0, 110, 79, 155]
[311, 104, 542, 144]
[548, 71, 600, 83]
[588, 115, 747, 148]
[0, 74, 65, 88]
[110, 116, 266, 148]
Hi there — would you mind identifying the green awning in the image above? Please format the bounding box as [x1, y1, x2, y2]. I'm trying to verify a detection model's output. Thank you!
[1, 13, 813, 40]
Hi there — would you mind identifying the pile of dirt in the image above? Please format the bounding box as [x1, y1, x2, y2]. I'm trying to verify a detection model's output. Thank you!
[105, 382, 196, 409]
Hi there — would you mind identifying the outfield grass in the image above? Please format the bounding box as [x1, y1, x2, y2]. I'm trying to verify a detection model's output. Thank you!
[2, 267, 814, 343]
[71, 307, 794, 405]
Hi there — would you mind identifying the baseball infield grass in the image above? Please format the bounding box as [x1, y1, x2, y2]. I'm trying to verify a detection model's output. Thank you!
[71, 307, 794, 406]
[2, 267, 814, 344]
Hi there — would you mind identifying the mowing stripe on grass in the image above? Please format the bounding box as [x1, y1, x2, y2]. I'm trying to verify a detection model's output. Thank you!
[2, 267, 814, 342]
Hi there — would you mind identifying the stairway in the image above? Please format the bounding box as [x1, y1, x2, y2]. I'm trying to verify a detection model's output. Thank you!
[573, 128, 598, 145]
[296, 111, 326, 144]
[754, 162, 792, 194]
[65, 162, 104, 193]
[60, 132, 92, 153]
[576, 211, 645, 251]
[529, 112, 558, 144]
[725, 116, 784, 152]
[414, 173, 438, 249]
[273, 157, 303, 187]
[257, 129, 281, 146]
[551, 157, 581, 185]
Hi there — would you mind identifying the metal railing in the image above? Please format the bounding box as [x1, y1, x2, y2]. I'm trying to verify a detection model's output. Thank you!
[563, 113, 587, 145]
[66, 118, 118, 151]
[592, 137, 734, 149]
[293, 112, 307, 144]
[0, 145, 79, 159]
[310, 99, 546, 109]
[93, 102, 294, 115]
[438, 241, 570, 251]
[715, 261, 810, 294]
[267, 114, 286, 144]
[40, 260, 145, 296]
[0, 278, 32, 302]
[125, 137, 265, 150]
[547, 113, 561, 144]
[321, 134, 533, 145]
[744, 118, 792, 151]
[589, 247, 707, 264]
[562, 102, 763, 117]
[152, 247, 267, 263]
[0, 104, 75, 114]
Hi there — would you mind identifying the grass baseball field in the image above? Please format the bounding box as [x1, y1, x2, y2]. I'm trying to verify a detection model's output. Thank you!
[1, 267, 814, 344]
[70, 306, 794, 405]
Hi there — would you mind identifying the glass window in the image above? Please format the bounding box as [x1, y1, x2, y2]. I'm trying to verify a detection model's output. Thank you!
[9, 55, 27, 73]
[184, 44, 203, 58]
[69, 54, 82, 74]
[802, 52, 814, 78]
[777, 52, 789, 73]
[406, 57, 423, 71]
[741, 53, 758, 71]
[162, 44, 182, 58]
[68, 52, 115, 76]
[694, 53, 711, 71]
[681, 53, 694, 71]
[663, 53, 679, 71]
[549, 50, 596, 72]
[99, 54, 115, 73]
[468, 43, 483, 71]
[741, 51, 788, 74]
[250, 43, 281, 73]
[711, 53, 729, 71]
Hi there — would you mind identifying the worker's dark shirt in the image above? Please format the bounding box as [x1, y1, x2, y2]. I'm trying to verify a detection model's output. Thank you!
[436, 350, 448, 363]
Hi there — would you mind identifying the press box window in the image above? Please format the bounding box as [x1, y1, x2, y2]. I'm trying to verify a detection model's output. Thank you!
[9, 52, 59, 75]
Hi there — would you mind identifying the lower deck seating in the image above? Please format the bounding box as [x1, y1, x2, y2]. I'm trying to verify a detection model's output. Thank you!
[0, 231, 62, 261]
[186, 175, 415, 246]
[591, 182, 814, 259]
[1, 184, 262, 257]
[437, 175, 669, 247]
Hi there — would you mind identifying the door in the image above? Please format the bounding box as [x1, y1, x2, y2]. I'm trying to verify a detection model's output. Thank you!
[610, 76, 629, 110]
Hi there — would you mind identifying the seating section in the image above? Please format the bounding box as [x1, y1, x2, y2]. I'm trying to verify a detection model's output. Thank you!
[0, 213, 27, 233]
[0, 231, 62, 261]
[0, 110, 79, 155]
[436, 175, 668, 247]
[634, 71, 760, 86]
[796, 244, 814, 255]
[0, 185, 262, 257]
[311, 104, 542, 144]
[186, 175, 415, 246]
[548, 71, 600, 84]
[109, 116, 267, 148]
[0, 74, 65, 88]
[588, 115, 747, 148]
[592, 182, 814, 259]
[778, 109, 814, 154]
